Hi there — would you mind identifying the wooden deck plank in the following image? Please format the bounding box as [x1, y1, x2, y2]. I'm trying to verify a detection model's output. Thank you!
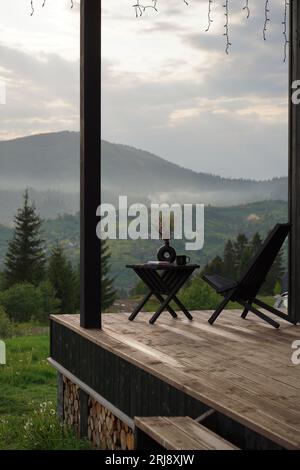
[167, 417, 238, 450]
[135, 416, 237, 450]
[104, 315, 298, 381]
[50, 311, 300, 449]
[135, 416, 208, 450]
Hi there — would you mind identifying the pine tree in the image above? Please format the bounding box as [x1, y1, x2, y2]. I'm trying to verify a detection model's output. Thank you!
[263, 247, 285, 295]
[203, 255, 223, 276]
[48, 243, 76, 313]
[250, 231, 284, 294]
[101, 240, 116, 311]
[234, 234, 249, 278]
[250, 232, 263, 255]
[4, 190, 46, 288]
[222, 240, 236, 279]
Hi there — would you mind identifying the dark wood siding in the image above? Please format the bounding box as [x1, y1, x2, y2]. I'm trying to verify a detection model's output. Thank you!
[50, 320, 283, 450]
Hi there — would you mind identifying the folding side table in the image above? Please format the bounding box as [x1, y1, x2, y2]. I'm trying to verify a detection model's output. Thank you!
[127, 263, 200, 324]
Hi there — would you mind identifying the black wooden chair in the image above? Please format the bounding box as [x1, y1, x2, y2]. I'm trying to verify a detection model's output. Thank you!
[202, 223, 296, 328]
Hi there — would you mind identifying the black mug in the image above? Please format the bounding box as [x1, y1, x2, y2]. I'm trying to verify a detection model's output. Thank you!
[176, 255, 190, 266]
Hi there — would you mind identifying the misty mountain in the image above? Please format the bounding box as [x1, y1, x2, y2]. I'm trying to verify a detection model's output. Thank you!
[0, 131, 288, 223]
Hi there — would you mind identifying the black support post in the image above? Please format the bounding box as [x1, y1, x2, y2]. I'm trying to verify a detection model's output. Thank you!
[289, 1, 300, 323]
[80, 0, 101, 328]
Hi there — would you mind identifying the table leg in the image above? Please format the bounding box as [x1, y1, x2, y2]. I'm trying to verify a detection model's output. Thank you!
[149, 271, 195, 324]
[128, 291, 152, 321]
[154, 293, 177, 318]
[173, 296, 193, 320]
[135, 268, 178, 319]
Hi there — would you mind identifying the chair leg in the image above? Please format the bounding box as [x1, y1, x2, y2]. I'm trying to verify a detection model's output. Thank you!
[253, 298, 297, 325]
[208, 294, 231, 325]
[241, 307, 249, 319]
[240, 301, 280, 329]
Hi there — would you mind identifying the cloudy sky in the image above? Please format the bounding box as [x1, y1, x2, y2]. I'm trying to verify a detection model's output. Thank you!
[0, 0, 289, 179]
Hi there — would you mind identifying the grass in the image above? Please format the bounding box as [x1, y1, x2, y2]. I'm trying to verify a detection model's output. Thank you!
[0, 332, 91, 450]
[0, 294, 275, 449]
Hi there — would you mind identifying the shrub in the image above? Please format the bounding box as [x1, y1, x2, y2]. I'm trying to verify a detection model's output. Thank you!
[130, 280, 148, 297]
[0, 283, 43, 322]
[0, 305, 12, 339]
[37, 280, 61, 323]
[273, 280, 282, 296]
[179, 276, 222, 310]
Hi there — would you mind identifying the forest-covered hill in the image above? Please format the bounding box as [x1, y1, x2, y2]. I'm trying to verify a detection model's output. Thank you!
[0, 200, 288, 291]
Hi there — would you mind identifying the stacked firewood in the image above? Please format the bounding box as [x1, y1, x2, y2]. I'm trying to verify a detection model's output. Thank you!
[87, 397, 134, 450]
[63, 377, 80, 434]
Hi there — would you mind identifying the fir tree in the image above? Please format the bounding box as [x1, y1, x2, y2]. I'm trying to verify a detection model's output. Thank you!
[48, 243, 76, 314]
[234, 234, 249, 278]
[250, 232, 263, 254]
[202, 230, 285, 295]
[101, 240, 116, 311]
[222, 240, 236, 279]
[203, 255, 223, 276]
[4, 190, 46, 288]
[251, 231, 284, 294]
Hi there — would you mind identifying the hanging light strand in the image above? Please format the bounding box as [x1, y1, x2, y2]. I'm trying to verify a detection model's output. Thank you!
[31, 0, 74, 15]
[243, 0, 250, 19]
[263, 0, 270, 41]
[143, 0, 158, 13]
[283, 0, 289, 63]
[133, 0, 188, 18]
[223, 0, 231, 54]
[133, 0, 145, 17]
[205, 0, 213, 32]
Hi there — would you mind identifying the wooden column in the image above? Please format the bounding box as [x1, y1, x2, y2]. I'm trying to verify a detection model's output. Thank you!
[289, 1, 300, 323]
[80, 0, 101, 328]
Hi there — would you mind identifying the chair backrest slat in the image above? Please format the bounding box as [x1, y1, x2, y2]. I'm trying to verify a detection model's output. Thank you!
[233, 223, 290, 301]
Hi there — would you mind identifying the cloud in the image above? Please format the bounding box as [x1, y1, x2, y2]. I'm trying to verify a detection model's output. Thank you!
[0, 0, 289, 180]
[0, 44, 79, 139]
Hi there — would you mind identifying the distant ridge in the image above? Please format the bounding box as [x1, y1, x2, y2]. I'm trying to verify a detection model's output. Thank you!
[0, 131, 288, 222]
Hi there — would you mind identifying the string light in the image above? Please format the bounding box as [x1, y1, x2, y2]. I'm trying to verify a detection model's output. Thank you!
[263, 0, 270, 41]
[283, 0, 289, 63]
[205, 0, 213, 32]
[30, 1, 291, 61]
[142, 0, 158, 14]
[133, 0, 145, 18]
[223, 0, 231, 55]
[133, 0, 188, 18]
[30, 0, 74, 15]
[243, 0, 250, 19]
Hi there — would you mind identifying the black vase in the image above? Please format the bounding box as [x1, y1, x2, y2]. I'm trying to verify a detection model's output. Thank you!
[157, 240, 176, 263]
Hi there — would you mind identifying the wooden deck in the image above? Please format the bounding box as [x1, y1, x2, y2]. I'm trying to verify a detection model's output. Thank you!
[50, 310, 300, 450]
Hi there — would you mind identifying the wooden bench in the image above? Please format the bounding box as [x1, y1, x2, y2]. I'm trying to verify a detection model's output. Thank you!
[134, 416, 238, 450]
